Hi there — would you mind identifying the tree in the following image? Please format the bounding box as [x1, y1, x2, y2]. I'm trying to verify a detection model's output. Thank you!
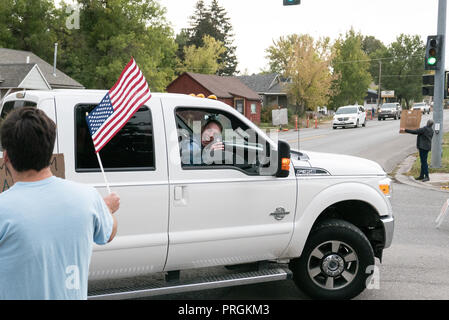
[184, 0, 238, 75]
[0, 0, 58, 63]
[361, 36, 387, 81]
[378, 34, 425, 108]
[209, 0, 238, 75]
[330, 29, 372, 109]
[265, 35, 296, 76]
[180, 35, 226, 74]
[266, 34, 335, 112]
[54, 0, 178, 91]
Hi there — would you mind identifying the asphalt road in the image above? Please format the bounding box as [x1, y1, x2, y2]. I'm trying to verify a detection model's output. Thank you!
[148, 182, 449, 300]
[279, 110, 449, 173]
[94, 110, 449, 300]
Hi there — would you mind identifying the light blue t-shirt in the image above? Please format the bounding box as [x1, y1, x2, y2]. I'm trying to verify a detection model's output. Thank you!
[0, 176, 113, 300]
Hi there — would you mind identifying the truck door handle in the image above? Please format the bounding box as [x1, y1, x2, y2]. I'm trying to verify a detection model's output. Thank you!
[174, 186, 183, 200]
[270, 207, 290, 221]
[174, 186, 188, 206]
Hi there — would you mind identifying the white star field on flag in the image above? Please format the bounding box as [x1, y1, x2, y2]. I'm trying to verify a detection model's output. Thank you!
[85, 57, 152, 153]
[86, 94, 114, 136]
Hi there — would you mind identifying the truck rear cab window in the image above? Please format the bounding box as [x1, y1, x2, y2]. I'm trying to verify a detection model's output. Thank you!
[0, 100, 37, 150]
[1, 100, 37, 120]
[75, 104, 155, 172]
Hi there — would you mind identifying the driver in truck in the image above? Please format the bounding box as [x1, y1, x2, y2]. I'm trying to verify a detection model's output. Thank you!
[180, 118, 225, 165]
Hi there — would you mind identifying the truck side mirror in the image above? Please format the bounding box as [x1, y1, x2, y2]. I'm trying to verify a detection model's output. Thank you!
[275, 140, 291, 178]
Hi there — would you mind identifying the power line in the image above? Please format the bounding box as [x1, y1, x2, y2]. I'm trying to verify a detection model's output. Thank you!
[333, 54, 424, 65]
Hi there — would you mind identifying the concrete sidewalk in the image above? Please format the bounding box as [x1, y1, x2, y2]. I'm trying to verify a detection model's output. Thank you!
[394, 154, 449, 193]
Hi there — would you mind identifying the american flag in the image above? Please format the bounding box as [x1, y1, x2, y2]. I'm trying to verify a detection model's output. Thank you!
[86, 58, 152, 152]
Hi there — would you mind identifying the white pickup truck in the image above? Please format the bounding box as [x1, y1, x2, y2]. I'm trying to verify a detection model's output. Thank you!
[1, 90, 394, 300]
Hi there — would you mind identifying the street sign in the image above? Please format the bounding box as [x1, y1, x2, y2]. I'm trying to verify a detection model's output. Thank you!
[272, 108, 289, 126]
[381, 90, 395, 98]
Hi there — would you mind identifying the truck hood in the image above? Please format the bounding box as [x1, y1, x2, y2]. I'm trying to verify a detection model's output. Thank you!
[292, 150, 385, 176]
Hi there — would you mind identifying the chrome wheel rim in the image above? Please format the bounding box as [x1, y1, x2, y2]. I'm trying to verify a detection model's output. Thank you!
[307, 240, 359, 290]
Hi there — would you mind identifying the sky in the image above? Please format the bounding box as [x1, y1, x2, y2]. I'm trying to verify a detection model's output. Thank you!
[161, 0, 443, 74]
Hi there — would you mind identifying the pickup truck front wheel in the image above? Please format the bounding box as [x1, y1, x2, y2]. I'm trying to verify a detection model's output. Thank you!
[290, 219, 374, 300]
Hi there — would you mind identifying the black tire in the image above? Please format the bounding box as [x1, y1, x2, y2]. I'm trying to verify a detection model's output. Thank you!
[290, 219, 375, 300]
[377, 117, 381, 121]
[355, 120, 359, 128]
[333, 126, 337, 130]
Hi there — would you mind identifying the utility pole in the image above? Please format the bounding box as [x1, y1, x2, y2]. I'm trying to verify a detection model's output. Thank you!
[377, 61, 382, 108]
[431, 0, 447, 168]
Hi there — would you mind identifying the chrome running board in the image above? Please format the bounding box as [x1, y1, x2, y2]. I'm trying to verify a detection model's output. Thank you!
[88, 267, 292, 300]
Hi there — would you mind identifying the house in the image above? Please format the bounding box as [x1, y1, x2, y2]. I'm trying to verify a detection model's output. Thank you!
[364, 88, 379, 106]
[0, 63, 51, 101]
[166, 72, 262, 124]
[238, 73, 288, 108]
[0, 48, 84, 102]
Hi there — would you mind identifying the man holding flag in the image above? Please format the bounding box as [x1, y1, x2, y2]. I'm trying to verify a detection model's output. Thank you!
[0, 58, 150, 299]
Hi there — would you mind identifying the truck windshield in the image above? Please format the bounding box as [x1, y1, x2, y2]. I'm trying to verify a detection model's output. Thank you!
[381, 104, 396, 109]
[336, 107, 357, 114]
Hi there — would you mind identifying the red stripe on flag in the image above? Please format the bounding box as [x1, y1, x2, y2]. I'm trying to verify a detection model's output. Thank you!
[94, 86, 150, 148]
[110, 64, 139, 104]
[93, 78, 148, 142]
[94, 92, 151, 152]
[110, 71, 144, 110]
[109, 58, 135, 93]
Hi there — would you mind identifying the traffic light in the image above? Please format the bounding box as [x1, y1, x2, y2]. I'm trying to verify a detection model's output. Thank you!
[422, 72, 449, 98]
[283, 0, 300, 5]
[422, 74, 434, 96]
[425, 35, 443, 70]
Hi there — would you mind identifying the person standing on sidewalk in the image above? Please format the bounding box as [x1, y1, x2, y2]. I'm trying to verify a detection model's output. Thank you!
[0, 107, 119, 299]
[400, 119, 434, 182]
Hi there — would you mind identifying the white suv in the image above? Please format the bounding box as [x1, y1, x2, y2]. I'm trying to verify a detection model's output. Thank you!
[333, 105, 366, 129]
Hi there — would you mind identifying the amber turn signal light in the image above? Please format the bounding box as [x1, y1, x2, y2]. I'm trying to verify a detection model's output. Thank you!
[281, 158, 291, 171]
[379, 184, 390, 195]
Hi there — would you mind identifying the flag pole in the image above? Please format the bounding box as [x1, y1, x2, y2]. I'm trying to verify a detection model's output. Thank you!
[86, 111, 111, 194]
[96, 151, 111, 194]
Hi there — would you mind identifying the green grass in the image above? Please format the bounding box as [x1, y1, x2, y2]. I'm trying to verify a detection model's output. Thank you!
[407, 131, 449, 176]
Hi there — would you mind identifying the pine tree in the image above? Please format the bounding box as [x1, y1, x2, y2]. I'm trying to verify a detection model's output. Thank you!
[184, 0, 238, 75]
[209, 0, 237, 75]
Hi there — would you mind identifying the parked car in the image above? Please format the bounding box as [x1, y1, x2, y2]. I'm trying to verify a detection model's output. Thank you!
[378, 103, 401, 120]
[1, 90, 394, 300]
[332, 105, 367, 129]
[412, 102, 431, 114]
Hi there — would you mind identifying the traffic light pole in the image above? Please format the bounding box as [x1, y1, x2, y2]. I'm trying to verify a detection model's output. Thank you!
[431, 0, 447, 168]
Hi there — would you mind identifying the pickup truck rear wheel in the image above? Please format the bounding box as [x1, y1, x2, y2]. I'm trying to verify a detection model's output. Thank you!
[290, 219, 374, 300]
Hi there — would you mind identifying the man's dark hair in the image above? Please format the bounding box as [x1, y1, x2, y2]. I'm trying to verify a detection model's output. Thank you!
[1, 107, 56, 172]
[202, 119, 223, 132]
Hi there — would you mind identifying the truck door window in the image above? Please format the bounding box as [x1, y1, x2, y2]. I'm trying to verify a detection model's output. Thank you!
[175, 107, 269, 175]
[75, 104, 155, 172]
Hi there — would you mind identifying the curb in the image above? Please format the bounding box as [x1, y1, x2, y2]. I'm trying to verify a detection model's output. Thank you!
[394, 154, 449, 193]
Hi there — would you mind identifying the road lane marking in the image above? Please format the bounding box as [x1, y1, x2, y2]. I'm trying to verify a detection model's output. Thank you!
[286, 134, 328, 144]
